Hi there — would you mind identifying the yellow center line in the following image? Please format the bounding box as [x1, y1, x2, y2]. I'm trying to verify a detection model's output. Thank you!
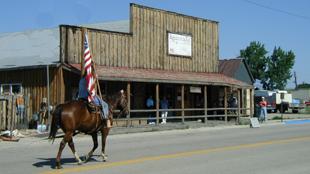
[41, 136, 310, 174]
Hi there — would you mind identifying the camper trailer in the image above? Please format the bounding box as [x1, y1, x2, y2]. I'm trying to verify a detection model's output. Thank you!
[255, 90, 293, 113]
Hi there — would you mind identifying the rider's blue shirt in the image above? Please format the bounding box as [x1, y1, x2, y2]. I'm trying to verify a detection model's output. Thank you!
[78, 77, 88, 100]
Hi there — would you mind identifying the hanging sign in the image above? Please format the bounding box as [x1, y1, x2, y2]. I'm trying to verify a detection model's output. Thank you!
[168, 33, 192, 57]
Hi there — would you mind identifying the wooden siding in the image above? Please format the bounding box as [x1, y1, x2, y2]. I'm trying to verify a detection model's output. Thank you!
[61, 26, 132, 68]
[61, 4, 219, 73]
[0, 67, 65, 118]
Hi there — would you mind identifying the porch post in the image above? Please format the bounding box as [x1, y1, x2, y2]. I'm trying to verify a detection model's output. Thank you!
[224, 87, 227, 123]
[126, 82, 131, 127]
[181, 85, 185, 123]
[237, 89, 241, 124]
[250, 88, 254, 117]
[204, 85, 208, 124]
[156, 84, 159, 125]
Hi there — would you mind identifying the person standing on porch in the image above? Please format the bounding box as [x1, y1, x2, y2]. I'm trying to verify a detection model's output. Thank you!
[146, 95, 155, 124]
[160, 96, 169, 124]
[16, 94, 25, 123]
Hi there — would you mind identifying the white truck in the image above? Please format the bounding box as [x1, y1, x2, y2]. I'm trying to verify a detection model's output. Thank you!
[255, 90, 292, 113]
[274, 90, 292, 113]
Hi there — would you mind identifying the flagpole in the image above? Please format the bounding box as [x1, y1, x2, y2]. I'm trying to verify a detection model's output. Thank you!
[81, 28, 86, 77]
[92, 62, 103, 100]
[85, 29, 103, 100]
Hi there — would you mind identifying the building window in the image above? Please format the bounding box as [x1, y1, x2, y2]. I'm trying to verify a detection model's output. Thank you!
[0, 83, 23, 95]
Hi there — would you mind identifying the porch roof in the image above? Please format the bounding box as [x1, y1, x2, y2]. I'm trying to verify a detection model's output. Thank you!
[68, 64, 253, 88]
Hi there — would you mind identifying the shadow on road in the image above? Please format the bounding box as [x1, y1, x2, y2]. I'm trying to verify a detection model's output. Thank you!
[32, 156, 99, 169]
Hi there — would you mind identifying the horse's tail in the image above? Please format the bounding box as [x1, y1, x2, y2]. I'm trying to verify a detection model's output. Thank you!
[48, 105, 62, 144]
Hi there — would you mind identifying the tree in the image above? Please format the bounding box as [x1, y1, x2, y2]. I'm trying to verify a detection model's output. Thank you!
[240, 42, 295, 90]
[265, 47, 295, 90]
[240, 41, 268, 80]
[297, 82, 310, 89]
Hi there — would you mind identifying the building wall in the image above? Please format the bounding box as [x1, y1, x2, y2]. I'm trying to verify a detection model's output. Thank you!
[61, 4, 219, 73]
[0, 67, 65, 118]
[290, 89, 310, 101]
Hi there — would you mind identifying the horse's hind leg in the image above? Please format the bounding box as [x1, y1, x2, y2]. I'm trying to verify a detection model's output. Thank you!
[55, 139, 66, 169]
[85, 133, 98, 162]
[67, 134, 83, 165]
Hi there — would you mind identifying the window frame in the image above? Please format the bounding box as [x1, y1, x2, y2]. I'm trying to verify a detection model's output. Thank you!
[0, 83, 23, 95]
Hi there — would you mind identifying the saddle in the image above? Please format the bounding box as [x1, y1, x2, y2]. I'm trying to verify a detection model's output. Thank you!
[79, 99, 101, 114]
[87, 102, 102, 113]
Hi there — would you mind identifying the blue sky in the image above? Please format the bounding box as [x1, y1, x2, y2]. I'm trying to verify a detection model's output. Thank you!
[1, 0, 309, 88]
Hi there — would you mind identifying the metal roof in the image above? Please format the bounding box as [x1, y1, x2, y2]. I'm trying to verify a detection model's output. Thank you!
[83, 20, 129, 33]
[0, 20, 129, 70]
[0, 28, 60, 70]
[68, 64, 253, 88]
[219, 58, 255, 83]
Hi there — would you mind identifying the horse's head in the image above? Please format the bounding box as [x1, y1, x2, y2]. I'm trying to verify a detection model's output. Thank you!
[115, 89, 129, 117]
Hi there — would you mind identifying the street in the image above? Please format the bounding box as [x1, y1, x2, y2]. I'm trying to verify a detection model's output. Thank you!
[1, 122, 310, 174]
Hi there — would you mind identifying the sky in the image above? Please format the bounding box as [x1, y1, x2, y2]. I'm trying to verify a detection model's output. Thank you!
[0, 0, 309, 88]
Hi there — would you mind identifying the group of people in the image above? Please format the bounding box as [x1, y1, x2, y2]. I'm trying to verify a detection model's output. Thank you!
[146, 95, 169, 124]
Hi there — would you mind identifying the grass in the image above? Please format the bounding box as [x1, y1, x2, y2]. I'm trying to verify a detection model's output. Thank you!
[305, 106, 310, 114]
[271, 116, 283, 120]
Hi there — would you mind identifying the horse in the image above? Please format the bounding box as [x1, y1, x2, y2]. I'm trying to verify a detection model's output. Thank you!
[48, 89, 129, 169]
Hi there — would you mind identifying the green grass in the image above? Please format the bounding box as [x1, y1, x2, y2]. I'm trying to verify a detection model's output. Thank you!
[305, 106, 310, 114]
[271, 116, 283, 120]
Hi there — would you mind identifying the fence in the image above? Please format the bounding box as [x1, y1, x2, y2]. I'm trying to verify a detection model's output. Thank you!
[113, 107, 251, 127]
[0, 95, 29, 131]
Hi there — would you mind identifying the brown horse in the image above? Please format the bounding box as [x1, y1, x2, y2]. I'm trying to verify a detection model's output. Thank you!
[48, 89, 128, 169]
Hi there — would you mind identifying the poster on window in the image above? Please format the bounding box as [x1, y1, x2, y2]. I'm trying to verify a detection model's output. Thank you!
[168, 33, 192, 57]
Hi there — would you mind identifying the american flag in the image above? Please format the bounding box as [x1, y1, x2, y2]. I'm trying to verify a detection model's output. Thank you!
[83, 32, 96, 102]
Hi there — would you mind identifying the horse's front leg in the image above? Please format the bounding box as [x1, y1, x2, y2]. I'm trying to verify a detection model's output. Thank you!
[67, 133, 83, 165]
[101, 127, 110, 161]
[84, 133, 98, 162]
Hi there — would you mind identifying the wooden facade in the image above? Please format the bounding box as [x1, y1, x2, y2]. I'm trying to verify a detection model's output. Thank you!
[0, 67, 65, 117]
[61, 4, 219, 73]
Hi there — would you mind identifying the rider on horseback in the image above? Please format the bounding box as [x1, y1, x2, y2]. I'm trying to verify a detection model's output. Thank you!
[78, 72, 109, 120]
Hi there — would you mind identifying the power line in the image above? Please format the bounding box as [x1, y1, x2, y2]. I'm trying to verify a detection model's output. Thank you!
[243, 0, 310, 21]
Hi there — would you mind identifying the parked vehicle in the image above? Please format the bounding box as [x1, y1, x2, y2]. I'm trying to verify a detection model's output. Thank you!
[255, 90, 292, 113]
[289, 98, 305, 113]
[254, 90, 276, 113]
[274, 90, 292, 113]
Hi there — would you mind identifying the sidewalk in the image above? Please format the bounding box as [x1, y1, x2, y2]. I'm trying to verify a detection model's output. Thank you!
[4, 114, 310, 139]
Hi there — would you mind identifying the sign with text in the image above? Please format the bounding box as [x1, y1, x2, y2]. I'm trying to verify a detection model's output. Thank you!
[250, 118, 260, 128]
[168, 33, 192, 57]
[190, 86, 201, 93]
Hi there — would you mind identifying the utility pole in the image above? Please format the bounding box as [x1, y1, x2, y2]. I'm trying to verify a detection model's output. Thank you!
[294, 71, 297, 89]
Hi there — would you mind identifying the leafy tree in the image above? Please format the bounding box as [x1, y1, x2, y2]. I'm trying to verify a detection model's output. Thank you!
[240, 41, 268, 80]
[265, 47, 295, 90]
[240, 42, 295, 90]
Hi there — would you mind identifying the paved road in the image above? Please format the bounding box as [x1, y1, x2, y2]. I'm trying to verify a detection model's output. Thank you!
[1, 122, 310, 174]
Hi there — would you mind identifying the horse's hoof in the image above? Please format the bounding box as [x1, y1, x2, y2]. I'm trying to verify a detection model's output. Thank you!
[56, 165, 63, 169]
[55, 162, 63, 169]
[102, 154, 108, 162]
[77, 161, 83, 165]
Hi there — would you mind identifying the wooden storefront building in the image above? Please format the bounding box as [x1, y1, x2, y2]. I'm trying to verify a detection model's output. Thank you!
[0, 4, 254, 129]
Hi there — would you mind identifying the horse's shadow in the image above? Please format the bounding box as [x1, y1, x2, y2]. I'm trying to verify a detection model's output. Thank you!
[32, 156, 100, 169]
